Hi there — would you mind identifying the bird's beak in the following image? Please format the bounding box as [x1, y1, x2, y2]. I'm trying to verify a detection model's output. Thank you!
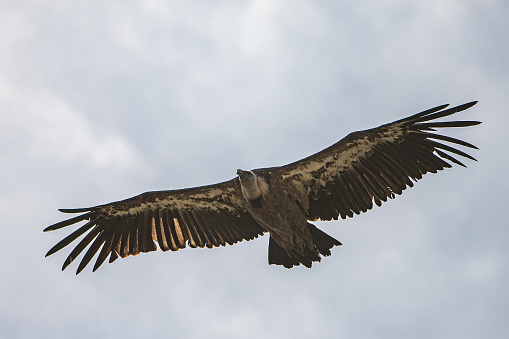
[237, 169, 243, 176]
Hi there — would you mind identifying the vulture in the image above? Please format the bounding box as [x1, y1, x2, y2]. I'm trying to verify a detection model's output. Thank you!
[44, 101, 481, 274]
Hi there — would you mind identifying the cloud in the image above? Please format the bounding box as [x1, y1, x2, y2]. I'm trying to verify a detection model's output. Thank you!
[9, 84, 141, 170]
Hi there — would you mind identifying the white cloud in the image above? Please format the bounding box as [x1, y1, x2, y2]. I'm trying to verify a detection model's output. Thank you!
[0, 78, 142, 170]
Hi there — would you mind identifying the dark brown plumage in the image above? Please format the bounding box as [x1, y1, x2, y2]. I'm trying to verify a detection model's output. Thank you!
[44, 101, 481, 274]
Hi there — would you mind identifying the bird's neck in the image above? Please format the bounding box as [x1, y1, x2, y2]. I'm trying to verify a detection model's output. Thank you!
[241, 177, 268, 200]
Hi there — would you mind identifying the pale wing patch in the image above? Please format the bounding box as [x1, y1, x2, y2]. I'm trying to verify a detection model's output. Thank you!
[151, 216, 157, 242]
[101, 185, 244, 218]
[284, 123, 406, 196]
[153, 215, 169, 248]
[173, 217, 186, 247]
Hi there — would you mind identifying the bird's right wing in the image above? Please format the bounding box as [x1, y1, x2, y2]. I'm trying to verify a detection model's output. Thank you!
[44, 178, 266, 274]
[269, 101, 481, 221]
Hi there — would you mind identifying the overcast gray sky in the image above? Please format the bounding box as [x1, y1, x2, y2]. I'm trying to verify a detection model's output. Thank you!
[1, 1, 508, 338]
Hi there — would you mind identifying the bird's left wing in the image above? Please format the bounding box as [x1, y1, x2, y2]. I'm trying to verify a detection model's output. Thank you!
[269, 101, 481, 221]
[44, 178, 265, 274]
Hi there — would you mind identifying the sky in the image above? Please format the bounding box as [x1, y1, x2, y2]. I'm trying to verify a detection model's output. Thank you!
[1, 0, 508, 338]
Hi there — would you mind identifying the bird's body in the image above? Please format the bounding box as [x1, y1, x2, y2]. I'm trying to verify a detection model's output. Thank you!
[44, 102, 481, 274]
[237, 170, 336, 268]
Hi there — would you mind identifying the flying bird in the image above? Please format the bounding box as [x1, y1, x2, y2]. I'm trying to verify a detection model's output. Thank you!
[44, 101, 481, 274]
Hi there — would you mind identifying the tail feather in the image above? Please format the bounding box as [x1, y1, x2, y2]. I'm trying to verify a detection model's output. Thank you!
[308, 223, 342, 256]
[268, 224, 341, 269]
[268, 236, 299, 268]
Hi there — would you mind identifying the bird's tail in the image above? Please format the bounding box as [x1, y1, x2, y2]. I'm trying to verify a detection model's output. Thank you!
[308, 223, 342, 257]
[268, 223, 341, 269]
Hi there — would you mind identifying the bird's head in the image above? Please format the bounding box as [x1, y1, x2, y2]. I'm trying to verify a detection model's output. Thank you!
[237, 169, 256, 183]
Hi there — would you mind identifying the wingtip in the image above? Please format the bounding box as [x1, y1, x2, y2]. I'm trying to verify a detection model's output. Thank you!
[459, 100, 478, 111]
[59, 207, 93, 213]
[62, 255, 74, 271]
[454, 100, 477, 109]
[76, 265, 86, 275]
[43, 212, 93, 232]
[43, 225, 59, 232]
